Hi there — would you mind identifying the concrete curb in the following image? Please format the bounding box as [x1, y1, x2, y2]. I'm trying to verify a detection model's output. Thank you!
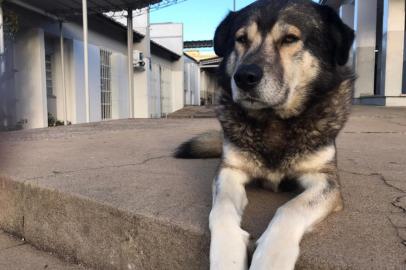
[0, 177, 209, 270]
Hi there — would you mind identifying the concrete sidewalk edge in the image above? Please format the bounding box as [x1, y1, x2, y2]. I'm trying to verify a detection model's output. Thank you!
[0, 177, 210, 270]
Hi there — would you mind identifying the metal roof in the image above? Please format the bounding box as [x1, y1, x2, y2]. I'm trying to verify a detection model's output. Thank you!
[8, 0, 162, 16]
[200, 56, 222, 66]
[184, 40, 213, 49]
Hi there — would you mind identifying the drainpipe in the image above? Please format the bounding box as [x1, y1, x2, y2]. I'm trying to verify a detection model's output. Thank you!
[59, 21, 67, 125]
[82, 0, 90, 122]
[127, 9, 134, 118]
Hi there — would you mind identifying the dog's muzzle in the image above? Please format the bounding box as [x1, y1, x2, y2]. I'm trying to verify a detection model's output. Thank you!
[233, 64, 263, 92]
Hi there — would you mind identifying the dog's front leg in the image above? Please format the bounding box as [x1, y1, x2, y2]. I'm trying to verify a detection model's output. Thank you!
[250, 172, 342, 270]
[210, 166, 250, 270]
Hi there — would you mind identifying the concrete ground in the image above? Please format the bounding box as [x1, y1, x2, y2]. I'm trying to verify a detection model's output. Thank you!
[0, 231, 89, 270]
[0, 105, 405, 269]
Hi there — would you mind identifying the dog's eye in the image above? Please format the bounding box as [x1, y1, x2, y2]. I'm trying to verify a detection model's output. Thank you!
[281, 34, 299, 45]
[236, 34, 248, 44]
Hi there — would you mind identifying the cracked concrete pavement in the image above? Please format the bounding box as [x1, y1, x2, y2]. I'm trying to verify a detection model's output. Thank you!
[0, 105, 405, 269]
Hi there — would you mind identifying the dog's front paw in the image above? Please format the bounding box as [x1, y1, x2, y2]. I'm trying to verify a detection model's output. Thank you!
[249, 234, 299, 270]
[210, 225, 250, 270]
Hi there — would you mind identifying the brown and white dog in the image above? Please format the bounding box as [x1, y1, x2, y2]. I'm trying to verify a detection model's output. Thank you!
[175, 0, 355, 269]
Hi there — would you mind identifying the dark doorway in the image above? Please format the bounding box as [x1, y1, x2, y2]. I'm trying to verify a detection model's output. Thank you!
[403, 2, 406, 94]
[374, 0, 384, 96]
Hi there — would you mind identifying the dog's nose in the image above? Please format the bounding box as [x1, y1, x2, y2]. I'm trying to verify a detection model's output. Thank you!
[234, 64, 263, 91]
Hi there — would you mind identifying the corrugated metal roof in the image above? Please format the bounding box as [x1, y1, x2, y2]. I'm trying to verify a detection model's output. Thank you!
[9, 0, 161, 15]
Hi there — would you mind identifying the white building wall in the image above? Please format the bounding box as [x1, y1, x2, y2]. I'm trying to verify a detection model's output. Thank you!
[381, 0, 405, 97]
[53, 38, 73, 123]
[184, 58, 200, 106]
[150, 23, 184, 56]
[150, 53, 184, 116]
[111, 53, 129, 119]
[2, 6, 186, 129]
[71, 40, 102, 124]
[171, 57, 184, 113]
[133, 44, 151, 117]
[353, 0, 377, 98]
[150, 23, 184, 113]
[13, 28, 47, 129]
[61, 22, 127, 55]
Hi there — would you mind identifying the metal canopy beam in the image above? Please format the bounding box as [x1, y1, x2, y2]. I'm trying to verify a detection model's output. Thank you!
[184, 40, 213, 49]
[10, 0, 162, 16]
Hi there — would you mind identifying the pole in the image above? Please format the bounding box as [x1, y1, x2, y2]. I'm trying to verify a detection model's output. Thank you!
[127, 9, 134, 118]
[146, 8, 152, 117]
[233, 0, 236, 11]
[82, 0, 90, 122]
[60, 21, 67, 125]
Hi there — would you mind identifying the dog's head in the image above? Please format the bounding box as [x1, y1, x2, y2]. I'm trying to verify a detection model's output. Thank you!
[215, 0, 354, 117]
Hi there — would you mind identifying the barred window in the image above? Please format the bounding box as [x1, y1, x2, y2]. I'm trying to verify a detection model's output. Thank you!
[100, 49, 112, 120]
[45, 54, 53, 97]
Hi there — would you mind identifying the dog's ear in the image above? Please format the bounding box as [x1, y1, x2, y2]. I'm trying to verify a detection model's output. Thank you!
[214, 11, 237, 57]
[320, 5, 355, 66]
[332, 17, 355, 66]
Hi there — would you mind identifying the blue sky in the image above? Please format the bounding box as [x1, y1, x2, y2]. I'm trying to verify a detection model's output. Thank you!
[150, 0, 257, 41]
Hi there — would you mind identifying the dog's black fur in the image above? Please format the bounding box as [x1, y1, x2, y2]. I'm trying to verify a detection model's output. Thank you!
[175, 0, 355, 173]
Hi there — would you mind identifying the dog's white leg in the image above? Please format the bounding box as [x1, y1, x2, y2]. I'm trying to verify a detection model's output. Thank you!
[250, 172, 342, 270]
[210, 166, 250, 270]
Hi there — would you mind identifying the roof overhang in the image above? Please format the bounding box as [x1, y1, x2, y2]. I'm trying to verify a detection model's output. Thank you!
[151, 40, 181, 61]
[5, 0, 161, 17]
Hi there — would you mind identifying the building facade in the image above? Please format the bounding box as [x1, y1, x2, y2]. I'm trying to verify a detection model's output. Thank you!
[0, 2, 184, 130]
[323, 0, 406, 106]
[183, 52, 221, 106]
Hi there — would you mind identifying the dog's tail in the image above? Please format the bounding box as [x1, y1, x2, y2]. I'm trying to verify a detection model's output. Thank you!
[174, 130, 223, 159]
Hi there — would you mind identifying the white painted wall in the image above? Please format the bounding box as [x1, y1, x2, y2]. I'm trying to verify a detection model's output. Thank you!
[53, 38, 73, 123]
[150, 53, 184, 116]
[150, 23, 184, 112]
[71, 40, 102, 124]
[111, 53, 130, 119]
[61, 22, 128, 55]
[381, 0, 405, 97]
[200, 69, 219, 105]
[353, 0, 377, 97]
[184, 57, 201, 105]
[3, 5, 186, 129]
[150, 23, 184, 56]
[171, 57, 185, 113]
[13, 28, 47, 129]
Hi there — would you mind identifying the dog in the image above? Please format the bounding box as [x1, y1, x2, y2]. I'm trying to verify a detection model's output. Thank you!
[175, 0, 355, 269]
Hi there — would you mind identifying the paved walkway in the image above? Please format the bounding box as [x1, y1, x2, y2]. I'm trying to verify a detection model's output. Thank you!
[0, 105, 405, 269]
[0, 231, 88, 270]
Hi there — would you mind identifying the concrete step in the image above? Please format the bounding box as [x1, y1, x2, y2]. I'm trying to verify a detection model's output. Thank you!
[0, 107, 406, 270]
[167, 106, 216, 119]
[0, 231, 89, 270]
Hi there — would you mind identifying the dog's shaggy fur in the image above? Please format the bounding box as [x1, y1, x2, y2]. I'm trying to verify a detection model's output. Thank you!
[175, 1, 355, 269]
